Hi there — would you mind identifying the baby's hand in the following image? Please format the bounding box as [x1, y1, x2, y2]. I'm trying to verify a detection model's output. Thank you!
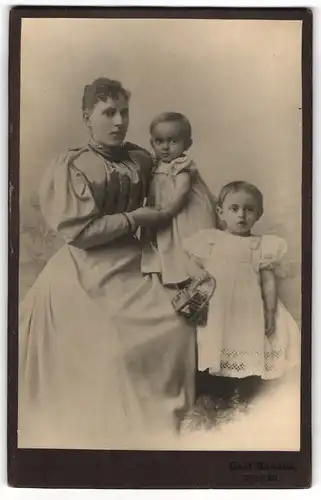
[264, 311, 276, 337]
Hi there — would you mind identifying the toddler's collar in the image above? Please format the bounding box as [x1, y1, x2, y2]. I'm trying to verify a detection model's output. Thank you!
[154, 154, 192, 166]
[171, 154, 192, 166]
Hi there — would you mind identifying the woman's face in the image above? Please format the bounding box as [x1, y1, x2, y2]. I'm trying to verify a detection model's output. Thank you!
[84, 96, 129, 147]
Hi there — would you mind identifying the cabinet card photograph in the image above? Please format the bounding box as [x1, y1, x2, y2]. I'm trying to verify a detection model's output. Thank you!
[8, 7, 311, 489]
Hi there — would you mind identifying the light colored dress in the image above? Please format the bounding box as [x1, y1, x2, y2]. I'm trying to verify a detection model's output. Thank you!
[183, 229, 301, 380]
[18, 141, 196, 450]
[141, 155, 217, 285]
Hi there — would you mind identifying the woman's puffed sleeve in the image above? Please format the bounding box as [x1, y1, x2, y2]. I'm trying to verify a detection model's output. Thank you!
[259, 235, 287, 270]
[39, 152, 133, 249]
[182, 229, 216, 264]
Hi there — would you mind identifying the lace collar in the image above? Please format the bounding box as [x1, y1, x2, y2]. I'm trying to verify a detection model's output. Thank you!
[89, 139, 130, 162]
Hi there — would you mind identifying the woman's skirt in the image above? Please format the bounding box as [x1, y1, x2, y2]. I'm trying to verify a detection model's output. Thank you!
[18, 236, 196, 449]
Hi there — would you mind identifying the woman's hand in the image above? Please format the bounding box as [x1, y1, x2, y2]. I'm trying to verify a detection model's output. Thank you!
[264, 310, 276, 337]
[130, 206, 172, 228]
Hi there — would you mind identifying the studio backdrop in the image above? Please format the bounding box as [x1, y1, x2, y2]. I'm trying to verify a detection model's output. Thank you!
[19, 19, 302, 326]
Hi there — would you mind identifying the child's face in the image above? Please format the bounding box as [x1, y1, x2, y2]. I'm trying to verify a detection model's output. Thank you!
[217, 190, 260, 236]
[151, 121, 188, 163]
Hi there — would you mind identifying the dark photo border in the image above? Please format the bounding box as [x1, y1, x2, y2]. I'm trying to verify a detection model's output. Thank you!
[8, 6, 312, 489]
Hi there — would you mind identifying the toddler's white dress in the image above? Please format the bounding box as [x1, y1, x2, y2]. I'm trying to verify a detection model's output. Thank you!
[183, 229, 301, 380]
[141, 155, 216, 285]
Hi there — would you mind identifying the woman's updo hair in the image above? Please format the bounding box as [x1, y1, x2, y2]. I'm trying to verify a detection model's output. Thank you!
[218, 181, 264, 219]
[150, 112, 192, 148]
[82, 77, 131, 112]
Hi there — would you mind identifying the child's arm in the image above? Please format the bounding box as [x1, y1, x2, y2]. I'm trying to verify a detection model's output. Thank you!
[260, 268, 277, 337]
[161, 172, 192, 217]
[130, 206, 172, 228]
[131, 172, 192, 227]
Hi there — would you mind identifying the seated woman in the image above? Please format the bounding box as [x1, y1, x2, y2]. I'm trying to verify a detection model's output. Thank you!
[18, 78, 196, 449]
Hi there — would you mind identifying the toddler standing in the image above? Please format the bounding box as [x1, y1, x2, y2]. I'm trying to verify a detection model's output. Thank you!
[183, 181, 301, 399]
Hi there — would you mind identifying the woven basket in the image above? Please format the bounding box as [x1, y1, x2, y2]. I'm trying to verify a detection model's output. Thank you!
[171, 272, 216, 327]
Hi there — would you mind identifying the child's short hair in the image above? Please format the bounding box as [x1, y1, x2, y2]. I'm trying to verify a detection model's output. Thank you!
[218, 181, 264, 218]
[149, 112, 192, 147]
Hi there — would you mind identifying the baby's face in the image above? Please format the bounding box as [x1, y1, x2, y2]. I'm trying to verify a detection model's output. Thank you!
[150, 121, 187, 163]
[217, 190, 260, 236]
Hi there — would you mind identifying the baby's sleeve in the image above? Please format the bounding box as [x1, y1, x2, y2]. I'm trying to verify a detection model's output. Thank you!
[259, 235, 287, 270]
[171, 158, 197, 178]
[182, 229, 216, 265]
